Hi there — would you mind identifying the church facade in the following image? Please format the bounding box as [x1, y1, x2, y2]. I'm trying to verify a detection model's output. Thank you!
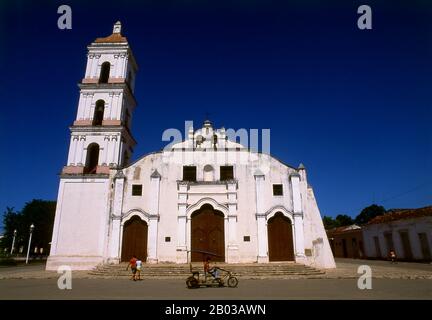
[46, 22, 336, 270]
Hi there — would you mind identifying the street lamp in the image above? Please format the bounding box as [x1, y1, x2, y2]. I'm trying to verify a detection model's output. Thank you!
[25, 224, 35, 264]
[10, 229, 17, 255]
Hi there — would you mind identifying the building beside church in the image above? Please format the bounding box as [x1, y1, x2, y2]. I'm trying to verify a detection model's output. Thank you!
[46, 22, 336, 270]
[362, 206, 432, 262]
[327, 225, 365, 259]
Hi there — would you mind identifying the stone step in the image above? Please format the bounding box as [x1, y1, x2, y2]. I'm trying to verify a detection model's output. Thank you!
[93, 264, 318, 268]
[88, 262, 325, 278]
[93, 268, 319, 273]
[91, 270, 322, 275]
[90, 269, 323, 274]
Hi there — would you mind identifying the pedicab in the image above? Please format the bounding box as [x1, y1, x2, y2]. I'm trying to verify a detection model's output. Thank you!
[185, 250, 239, 289]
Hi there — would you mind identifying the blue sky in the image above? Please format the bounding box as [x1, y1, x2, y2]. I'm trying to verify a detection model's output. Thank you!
[0, 0, 431, 231]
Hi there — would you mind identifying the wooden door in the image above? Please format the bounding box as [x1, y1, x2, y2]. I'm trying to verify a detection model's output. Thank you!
[267, 212, 294, 261]
[191, 205, 225, 262]
[121, 216, 148, 262]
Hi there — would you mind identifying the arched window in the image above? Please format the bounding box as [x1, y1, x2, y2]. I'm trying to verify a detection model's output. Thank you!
[203, 165, 214, 182]
[99, 62, 110, 84]
[93, 100, 105, 126]
[84, 143, 100, 174]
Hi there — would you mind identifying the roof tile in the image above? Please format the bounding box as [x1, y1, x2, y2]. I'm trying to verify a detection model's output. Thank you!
[367, 206, 432, 224]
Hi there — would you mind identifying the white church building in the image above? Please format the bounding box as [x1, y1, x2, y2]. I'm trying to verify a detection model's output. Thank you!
[46, 22, 336, 270]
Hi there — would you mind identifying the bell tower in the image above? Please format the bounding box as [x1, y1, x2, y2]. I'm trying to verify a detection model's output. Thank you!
[47, 22, 139, 270]
[62, 21, 138, 175]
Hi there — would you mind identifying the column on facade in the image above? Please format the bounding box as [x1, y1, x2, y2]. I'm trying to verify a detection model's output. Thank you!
[75, 136, 86, 166]
[147, 218, 158, 264]
[106, 92, 113, 120]
[111, 93, 118, 120]
[117, 93, 123, 120]
[113, 54, 120, 79]
[147, 170, 161, 263]
[110, 135, 118, 166]
[86, 100, 93, 120]
[84, 54, 92, 78]
[121, 53, 128, 78]
[77, 94, 86, 120]
[227, 181, 239, 263]
[290, 173, 305, 258]
[176, 183, 188, 263]
[254, 169, 268, 263]
[67, 135, 78, 166]
[256, 214, 267, 262]
[89, 101, 96, 124]
[108, 170, 125, 262]
[83, 94, 91, 120]
[90, 55, 99, 79]
[103, 135, 110, 166]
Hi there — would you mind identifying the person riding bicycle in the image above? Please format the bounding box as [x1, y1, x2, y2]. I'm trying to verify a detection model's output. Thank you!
[204, 257, 220, 280]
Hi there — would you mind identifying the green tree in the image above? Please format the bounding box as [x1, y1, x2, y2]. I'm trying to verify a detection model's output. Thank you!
[335, 214, 354, 227]
[0, 207, 22, 251]
[354, 204, 386, 225]
[1, 200, 56, 255]
[323, 216, 337, 229]
[323, 214, 354, 229]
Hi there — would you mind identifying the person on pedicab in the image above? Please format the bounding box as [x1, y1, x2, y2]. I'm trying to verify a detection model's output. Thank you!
[203, 256, 220, 280]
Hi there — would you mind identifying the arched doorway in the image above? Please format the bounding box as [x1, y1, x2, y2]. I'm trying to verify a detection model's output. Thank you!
[267, 212, 294, 261]
[191, 204, 225, 262]
[121, 216, 148, 262]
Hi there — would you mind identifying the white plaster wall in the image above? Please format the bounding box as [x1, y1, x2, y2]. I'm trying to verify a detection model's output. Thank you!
[50, 145, 336, 269]
[76, 90, 125, 121]
[48, 29, 139, 270]
[118, 148, 335, 268]
[302, 187, 336, 268]
[85, 50, 130, 80]
[46, 178, 110, 270]
[362, 227, 379, 258]
[67, 132, 121, 166]
[122, 154, 180, 262]
[363, 217, 432, 260]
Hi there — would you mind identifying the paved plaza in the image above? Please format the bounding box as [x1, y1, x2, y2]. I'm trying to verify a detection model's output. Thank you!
[0, 278, 431, 300]
[1, 258, 431, 280]
[0, 259, 431, 299]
